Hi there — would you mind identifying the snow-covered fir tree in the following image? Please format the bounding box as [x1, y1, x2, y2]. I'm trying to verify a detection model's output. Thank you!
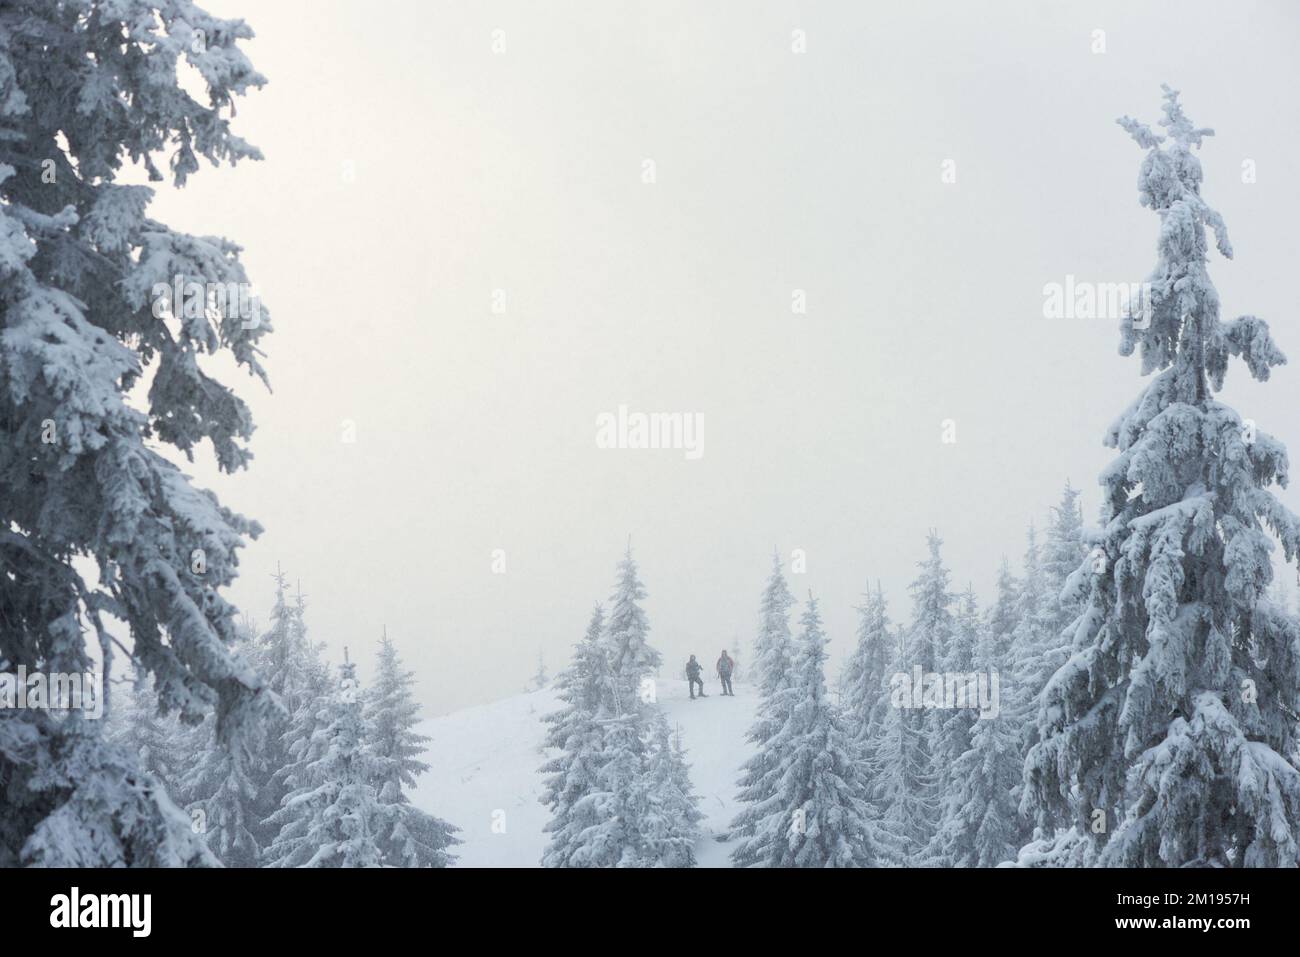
[364, 633, 457, 867]
[908, 532, 956, 675]
[730, 552, 799, 847]
[266, 660, 387, 868]
[1040, 482, 1088, 640]
[540, 605, 609, 866]
[1022, 88, 1300, 867]
[732, 595, 889, 867]
[599, 545, 662, 715]
[752, 551, 798, 700]
[639, 715, 704, 867]
[184, 710, 262, 868]
[928, 588, 984, 864]
[933, 623, 1022, 867]
[1007, 525, 1054, 755]
[261, 615, 338, 865]
[841, 582, 894, 755]
[110, 669, 190, 807]
[872, 624, 939, 860]
[251, 576, 331, 848]
[552, 548, 695, 867]
[874, 531, 955, 856]
[565, 713, 649, 867]
[0, 0, 273, 866]
[1010, 486, 1090, 774]
[987, 559, 1021, 662]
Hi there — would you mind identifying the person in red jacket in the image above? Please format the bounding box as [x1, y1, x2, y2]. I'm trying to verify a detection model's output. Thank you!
[716, 650, 735, 696]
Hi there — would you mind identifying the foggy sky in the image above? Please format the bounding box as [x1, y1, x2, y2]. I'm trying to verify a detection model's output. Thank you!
[150, 0, 1300, 713]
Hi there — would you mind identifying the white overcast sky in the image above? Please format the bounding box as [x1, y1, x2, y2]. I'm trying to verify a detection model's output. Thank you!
[149, 0, 1300, 713]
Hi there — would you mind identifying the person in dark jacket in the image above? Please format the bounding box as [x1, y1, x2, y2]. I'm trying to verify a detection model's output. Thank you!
[716, 650, 735, 696]
[686, 655, 706, 699]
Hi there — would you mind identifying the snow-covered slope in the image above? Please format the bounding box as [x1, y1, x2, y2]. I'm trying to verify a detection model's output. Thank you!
[409, 678, 758, 867]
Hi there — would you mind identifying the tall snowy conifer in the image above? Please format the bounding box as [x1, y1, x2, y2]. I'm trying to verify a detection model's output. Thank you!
[841, 582, 894, 755]
[1022, 88, 1300, 867]
[731, 553, 799, 846]
[928, 588, 984, 864]
[1008, 525, 1054, 756]
[732, 596, 888, 867]
[1041, 483, 1088, 640]
[987, 559, 1021, 662]
[561, 548, 695, 867]
[364, 633, 457, 867]
[933, 624, 1021, 867]
[267, 660, 386, 868]
[873, 624, 939, 859]
[599, 546, 661, 717]
[908, 532, 956, 675]
[0, 0, 272, 866]
[540, 604, 609, 867]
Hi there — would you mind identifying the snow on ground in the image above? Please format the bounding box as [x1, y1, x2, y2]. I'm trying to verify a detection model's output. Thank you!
[410, 677, 758, 867]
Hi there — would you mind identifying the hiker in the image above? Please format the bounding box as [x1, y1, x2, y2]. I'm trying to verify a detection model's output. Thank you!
[686, 655, 706, 699]
[716, 650, 735, 696]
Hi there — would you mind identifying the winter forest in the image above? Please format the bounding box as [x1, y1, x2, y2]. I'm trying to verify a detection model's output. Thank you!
[3, 0, 1300, 876]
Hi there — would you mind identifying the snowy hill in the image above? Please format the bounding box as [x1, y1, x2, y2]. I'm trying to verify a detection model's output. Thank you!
[409, 678, 758, 867]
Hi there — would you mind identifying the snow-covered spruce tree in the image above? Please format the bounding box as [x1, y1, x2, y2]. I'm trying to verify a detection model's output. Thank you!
[251, 576, 331, 847]
[1011, 487, 1090, 769]
[1007, 525, 1054, 754]
[364, 633, 457, 867]
[0, 1, 273, 866]
[1022, 88, 1300, 867]
[599, 546, 662, 716]
[732, 596, 888, 867]
[267, 661, 387, 868]
[540, 604, 609, 867]
[261, 630, 338, 865]
[909, 532, 956, 676]
[877, 531, 955, 856]
[184, 713, 260, 867]
[872, 623, 939, 860]
[841, 582, 894, 756]
[752, 550, 798, 700]
[180, 615, 262, 866]
[110, 668, 190, 806]
[933, 624, 1022, 868]
[563, 548, 692, 867]
[1041, 482, 1088, 640]
[928, 588, 984, 864]
[987, 559, 1020, 662]
[639, 715, 703, 867]
[730, 553, 799, 845]
[566, 713, 649, 868]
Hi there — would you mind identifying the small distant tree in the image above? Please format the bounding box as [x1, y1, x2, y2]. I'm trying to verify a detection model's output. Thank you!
[530, 651, 549, 692]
